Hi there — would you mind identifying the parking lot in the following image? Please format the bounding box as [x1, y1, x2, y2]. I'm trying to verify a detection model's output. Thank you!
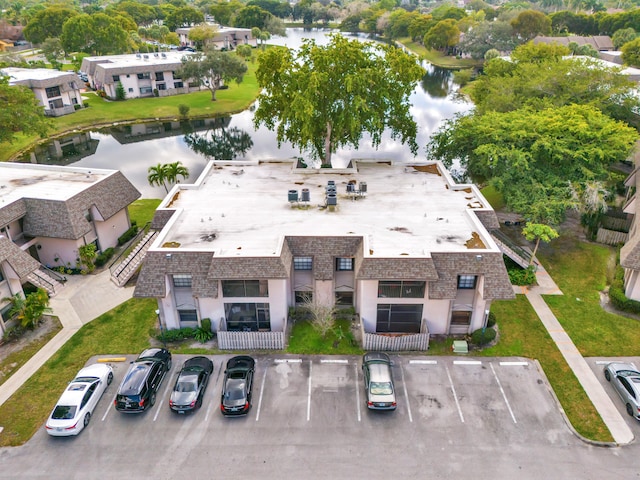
[1, 353, 606, 480]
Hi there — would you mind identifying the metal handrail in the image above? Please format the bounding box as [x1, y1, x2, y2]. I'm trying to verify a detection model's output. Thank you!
[31, 270, 55, 293]
[110, 226, 156, 281]
[40, 265, 67, 283]
[490, 229, 533, 264]
[108, 222, 151, 273]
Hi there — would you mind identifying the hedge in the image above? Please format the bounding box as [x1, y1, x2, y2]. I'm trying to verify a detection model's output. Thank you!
[609, 265, 640, 314]
[117, 225, 139, 246]
[94, 247, 115, 267]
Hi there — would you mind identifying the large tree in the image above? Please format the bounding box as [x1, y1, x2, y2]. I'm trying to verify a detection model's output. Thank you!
[0, 76, 51, 144]
[23, 6, 78, 44]
[510, 10, 551, 41]
[164, 6, 203, 31]
[426, 104, 637, 224]
[254, 34, 425, 167]
[177, 49, 247, 101]
[621, 37, 640, 68]
[61, 13, 131, 55]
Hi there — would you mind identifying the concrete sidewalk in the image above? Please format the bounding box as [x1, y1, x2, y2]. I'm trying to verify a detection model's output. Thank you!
[0, 270, 134, 407]
[514, 263, 635, 445]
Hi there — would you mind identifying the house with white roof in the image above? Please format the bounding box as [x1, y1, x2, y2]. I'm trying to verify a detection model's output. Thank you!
[1, 67, 84, 117]
[134, 159, 514, 350]
[0, 163, 140, 334]
[80, 51, 201, 99]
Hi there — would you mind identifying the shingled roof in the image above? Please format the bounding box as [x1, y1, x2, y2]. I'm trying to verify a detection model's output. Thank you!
[0, 236, 40, 279]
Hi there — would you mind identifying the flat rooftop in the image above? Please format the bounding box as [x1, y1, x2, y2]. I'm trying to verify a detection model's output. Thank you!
[0, 163, 115, 204]
[1, 67, 76, 83]
[85, 51, 192, 70]
[155, 160, 499, 257]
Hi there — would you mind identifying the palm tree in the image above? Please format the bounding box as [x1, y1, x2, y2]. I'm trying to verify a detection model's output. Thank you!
[164, 161, 189, 186]
[147, 163, 169, 192]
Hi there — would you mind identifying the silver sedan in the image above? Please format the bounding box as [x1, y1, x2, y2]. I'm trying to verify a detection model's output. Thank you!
[604, 362, 640, 420]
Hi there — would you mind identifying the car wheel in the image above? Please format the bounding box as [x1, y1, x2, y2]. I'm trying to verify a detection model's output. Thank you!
[626, 403, 634, 417]
[150, 391, 157, 407]
[604, 370, 611, 381]
[167, 359, 172, 371]
[83, 413, 91, 427]
[107, 372, 113, 385]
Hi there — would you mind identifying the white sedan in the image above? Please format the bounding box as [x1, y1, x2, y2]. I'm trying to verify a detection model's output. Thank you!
[45, 363, 114, 436]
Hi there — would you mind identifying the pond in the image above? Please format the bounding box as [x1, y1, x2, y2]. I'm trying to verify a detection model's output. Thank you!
[20, 28, 472, 198]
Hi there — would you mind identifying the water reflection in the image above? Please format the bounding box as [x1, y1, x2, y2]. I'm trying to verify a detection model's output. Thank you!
[19, 28, 472, 197]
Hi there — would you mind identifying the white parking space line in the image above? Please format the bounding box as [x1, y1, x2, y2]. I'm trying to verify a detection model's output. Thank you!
[255, 367, 268, 422]
[399, 364, 412, 423]
[275, 359, 302, 363]
[453, 360, 482, 365]
[307, 360, 312, 422]
[205, 361, 224, 423]
[490, 363, 517, 424]
[409, 360, 437, 365]
[445, 364, 464, 423]
[153, 374, 174, 422]
[102, 392, 117, 422]
[320, 359, 348, 364]
[594, 361, 610, 365]
[354, 363, 361, 422]
[499, 361, 529, 366]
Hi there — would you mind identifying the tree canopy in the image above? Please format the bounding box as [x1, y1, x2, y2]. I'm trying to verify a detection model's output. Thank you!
[427, 104, 637, 224]
[0, 76, 51, 144]
[61, 13, 132, 55]
[177, 50, 247, 101]
[253, 34, 425, 167]
[23, 6, 78, 44]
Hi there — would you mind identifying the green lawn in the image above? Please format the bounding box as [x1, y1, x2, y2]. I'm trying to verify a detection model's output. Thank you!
[128, 199, 162, 227]
[397, 37, 482, 69]
[0, 298, 157, 447]
[0, 60, 261, 162]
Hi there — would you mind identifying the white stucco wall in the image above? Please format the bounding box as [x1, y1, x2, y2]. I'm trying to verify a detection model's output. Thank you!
[35, 237, 84, 268]
[94, 208, 130, 251]
[624, 269, 640, 301]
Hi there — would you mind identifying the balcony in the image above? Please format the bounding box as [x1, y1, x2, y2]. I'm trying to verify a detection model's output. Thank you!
[44, 105, 76, 117]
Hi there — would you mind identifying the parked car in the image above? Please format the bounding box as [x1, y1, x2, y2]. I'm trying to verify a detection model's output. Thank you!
[169, 356, 214, 414]
[220, 355, 255, 416]
[45, 363, 113, 436]
[362, 352, 396, 411]
[177, 46, 195, 52]
[115, 348, 172, 413]
[604, 362, 640, 420]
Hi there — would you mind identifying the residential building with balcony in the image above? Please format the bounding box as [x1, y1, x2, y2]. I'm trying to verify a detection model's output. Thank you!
[80, 51, 201, 99]
[176, 25, 257, 50]
[134, 159, 514, 350]
[0, 163, 140, 334]
[1, 67, 83, 117]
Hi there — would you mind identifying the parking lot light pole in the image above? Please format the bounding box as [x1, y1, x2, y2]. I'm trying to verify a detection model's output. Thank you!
[156, 309, 166, 348]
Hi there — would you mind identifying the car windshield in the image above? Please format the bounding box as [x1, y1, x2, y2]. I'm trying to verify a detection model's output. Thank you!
[176, 381, 196, 393]
[370, 382, 393, 395]
[52, 405, 77, 420]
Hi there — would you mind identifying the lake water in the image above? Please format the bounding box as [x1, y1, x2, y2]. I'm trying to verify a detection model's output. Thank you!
[22, 28, 472, 197]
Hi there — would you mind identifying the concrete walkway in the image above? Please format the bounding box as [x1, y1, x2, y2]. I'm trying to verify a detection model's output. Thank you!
[0, 270, 134, 407]
[514, 263, 635, 445]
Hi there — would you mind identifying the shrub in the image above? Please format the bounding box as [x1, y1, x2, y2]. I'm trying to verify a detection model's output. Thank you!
[470, 327, 496, 346]
[486, 311, 496, 328]
[178, 104, 190, 117]
[194, 327, 214, 343]
[508, 265, 537, 285]
[94, 247, 115, 267]
[609, 266, 640, 314]
[157, 327, 195, 343]
[2, 325, 24, 342]
[117, 225, 139, 246]
[200, 317, 212, 333]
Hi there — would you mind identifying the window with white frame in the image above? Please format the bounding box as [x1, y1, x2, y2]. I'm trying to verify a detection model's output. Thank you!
[457, 275, 477, 289]
[294, 256, 313, 270]
[173, 274, 193, 288]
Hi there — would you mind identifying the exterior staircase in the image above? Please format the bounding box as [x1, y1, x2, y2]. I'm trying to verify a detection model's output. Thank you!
[26, 267, 66, 296]
[490, 229, 535, 269]
[110, 230, 158, 287]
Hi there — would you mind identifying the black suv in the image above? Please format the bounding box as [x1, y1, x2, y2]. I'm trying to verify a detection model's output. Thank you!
[115, 348, 172, 413]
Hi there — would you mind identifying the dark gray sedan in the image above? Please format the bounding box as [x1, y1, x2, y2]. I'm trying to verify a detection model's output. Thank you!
[220, 356, 255, 416]
[169, 356, 214, 414]
[604, 362, 640, 420]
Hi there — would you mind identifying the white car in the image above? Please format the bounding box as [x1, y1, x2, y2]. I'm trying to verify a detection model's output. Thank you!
[45, 363, 113, 436]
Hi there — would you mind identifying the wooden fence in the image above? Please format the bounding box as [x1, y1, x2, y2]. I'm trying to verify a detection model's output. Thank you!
[363, 332, 430, 351]
[596, 228, 628, 246]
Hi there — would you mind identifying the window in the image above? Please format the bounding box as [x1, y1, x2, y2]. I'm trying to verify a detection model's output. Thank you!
[128, 88, 133, 93]
[45, 86, 61, 98]
[222, 280, 268, 297]
[140, 86, 153, 95]
[294, 256, 312, 270]
[295, 291, 312, 304]
[335, 291, 353, 305]
[157, 83, 166, 90]
[155, 72, 164, 81]
[173, 274, 192, 288]
[457, 275, 477, 289]
[112, 75, 120, 82]
[378, 281, 425, 298]
[178, 310, 198, 323]
[376, 304, 422, 333]
[137, 72, 151, 79]
[225, 303, 270, 331]
[174, 81, 183, 88]
[451, 311, 471, 326]
[71, 97, 78, 105]
[335, 258, 354, 271]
